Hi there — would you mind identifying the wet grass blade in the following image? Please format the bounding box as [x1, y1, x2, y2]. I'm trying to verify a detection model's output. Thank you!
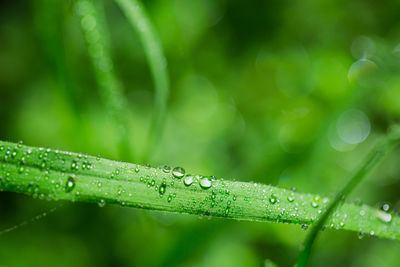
[0, 140, 399, 241]
[297, 125, 400, 267]
[115, 0, 169, 161]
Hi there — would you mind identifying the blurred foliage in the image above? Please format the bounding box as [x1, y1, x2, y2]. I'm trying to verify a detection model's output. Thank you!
[1, 0, 400, 266]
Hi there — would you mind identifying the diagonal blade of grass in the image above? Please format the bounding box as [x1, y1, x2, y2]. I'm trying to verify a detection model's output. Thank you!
[115, 0, 169, 161]
[297, 125, 400, 267]
[0, 140, 399, 241]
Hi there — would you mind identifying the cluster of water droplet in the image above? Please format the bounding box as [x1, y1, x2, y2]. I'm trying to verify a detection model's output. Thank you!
[134, 164, 218, 205]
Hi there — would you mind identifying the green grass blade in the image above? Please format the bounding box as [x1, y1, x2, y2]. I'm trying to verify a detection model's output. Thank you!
[75, 0, 133, 161]
[115, 0, 169, 161]
[297, 126, 400, 267]
[0, 140, 399, 242]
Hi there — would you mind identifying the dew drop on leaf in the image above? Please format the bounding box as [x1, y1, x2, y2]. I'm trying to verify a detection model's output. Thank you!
[382, 203, 390, 211]
[269, 193, 278, 204]
[17, 141, 23, 148]
[172, 167, 185, 179]
[183, 175, 194, 186]
[311, 195, 320, 208]
[65, 175, 76, 193]
[159, 182, 167, 195]
[98, 199, 105, 207]
[376, 210, 392, 223]
[287, 194, 295, 202]
[370, 231, 375, 236]
[18, 167, 24, 174]
[161, 165, 171, 173]
[200, 177, 212, 189]
[358, 231, 365, 239]
[71, 159, 78, 170]
[311, 202, 319, 208]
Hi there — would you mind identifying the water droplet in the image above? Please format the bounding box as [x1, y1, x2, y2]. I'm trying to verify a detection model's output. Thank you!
[287, 194, 295, 202]
[159, 182, 167, 195]
[65, 175, 76, 193]
[183, 175, 194, 186]
[199, 177, 212, 189]
[358, 231, 365, 239]
[172, 167, 185, 179]
[311, 195, 320, 208]
[161, 165, 171, 173]
[382, 203, 390, 211]
[376, 210, 392, 223]
[134, 167, 139, 173]
[269, 193, 278, 204]
[117, 186, 124, 195]
[224, 208, 229, 216]
[71, 159, 79, 170]
[301, 224, 309, 230]
[211, 192, 216, 200]
[98, 199, 105, 207]
[370, 231, 375, 236]
[311, 202, 319, 208]
[18, 167, 25, 174]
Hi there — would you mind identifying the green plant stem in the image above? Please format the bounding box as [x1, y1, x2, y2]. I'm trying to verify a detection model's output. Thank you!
[0, 140, 399, 241]
[297, 126, 400, 267]
[115, 0, 169, 161]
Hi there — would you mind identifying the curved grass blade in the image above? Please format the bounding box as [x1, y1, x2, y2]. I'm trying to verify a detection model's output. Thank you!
[297, 125, 400, 267]
[115, 0, 169, 161]
[0, 140, 399, 241]
[75, 0, 133, 161]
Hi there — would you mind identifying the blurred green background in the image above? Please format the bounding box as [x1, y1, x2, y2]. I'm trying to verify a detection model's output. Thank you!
[1, 0, 400, 266]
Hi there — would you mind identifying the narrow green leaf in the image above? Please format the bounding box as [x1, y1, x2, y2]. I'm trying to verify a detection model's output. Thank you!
[75, 0, 133, 161]
[0, 140, 399, 242]
[115, 0, 170, 161]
